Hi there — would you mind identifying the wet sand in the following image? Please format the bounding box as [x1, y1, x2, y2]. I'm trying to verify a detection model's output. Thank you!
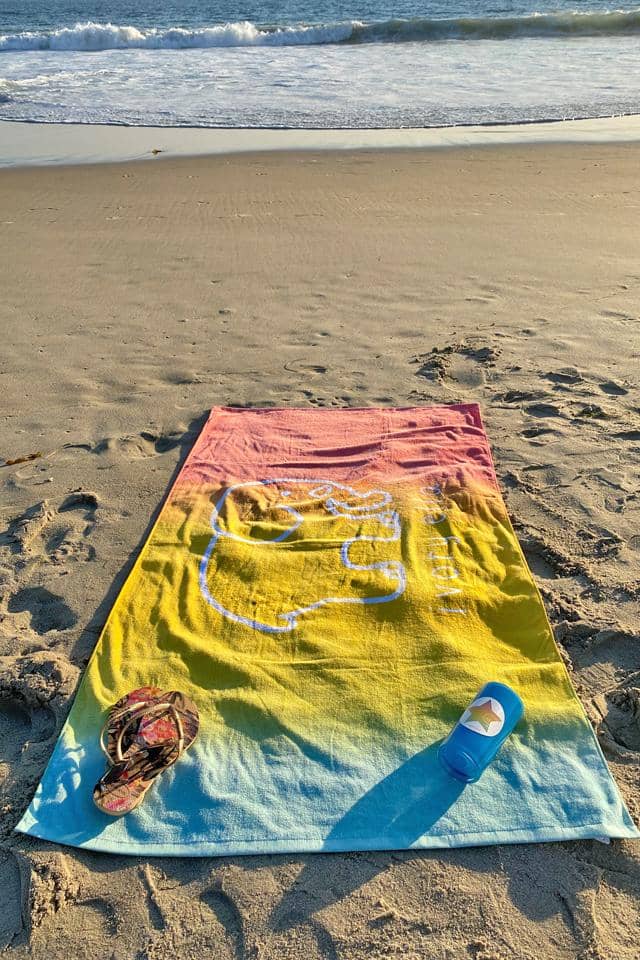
[2, 115, 640, 167]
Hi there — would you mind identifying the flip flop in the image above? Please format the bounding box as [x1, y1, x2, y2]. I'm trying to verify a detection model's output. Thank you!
[99, 687, 199, 763]
[93, 689, 199, 816]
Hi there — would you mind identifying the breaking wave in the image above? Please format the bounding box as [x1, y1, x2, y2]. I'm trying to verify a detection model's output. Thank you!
[3, 10, 640, 52]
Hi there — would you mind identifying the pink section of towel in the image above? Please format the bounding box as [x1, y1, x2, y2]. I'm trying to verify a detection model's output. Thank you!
[176, 404, 499, 493]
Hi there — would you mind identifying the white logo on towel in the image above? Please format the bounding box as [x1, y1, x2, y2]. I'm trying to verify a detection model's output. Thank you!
[199, 478, 406, 633]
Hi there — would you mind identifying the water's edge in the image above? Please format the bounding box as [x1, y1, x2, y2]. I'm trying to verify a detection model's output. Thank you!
[2, 114, 640, 168]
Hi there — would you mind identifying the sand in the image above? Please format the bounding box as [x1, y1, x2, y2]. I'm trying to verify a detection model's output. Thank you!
[0, 142, 639, 959]
[4, 115, 640, 167]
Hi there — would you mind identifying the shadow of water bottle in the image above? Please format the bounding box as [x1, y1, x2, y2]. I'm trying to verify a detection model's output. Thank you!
[322, 740, 465, 851]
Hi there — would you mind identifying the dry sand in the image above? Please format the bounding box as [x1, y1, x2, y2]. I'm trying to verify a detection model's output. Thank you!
[0, 143, 639, 959]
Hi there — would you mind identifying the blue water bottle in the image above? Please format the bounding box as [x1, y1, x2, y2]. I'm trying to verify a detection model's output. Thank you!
[438, 681, 524, 783]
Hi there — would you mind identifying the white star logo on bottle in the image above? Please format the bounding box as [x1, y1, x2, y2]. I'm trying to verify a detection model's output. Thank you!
[459, 697, 505, 737]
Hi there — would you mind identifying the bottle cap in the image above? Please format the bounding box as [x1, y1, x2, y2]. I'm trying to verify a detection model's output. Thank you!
[438, 744, 479, 783]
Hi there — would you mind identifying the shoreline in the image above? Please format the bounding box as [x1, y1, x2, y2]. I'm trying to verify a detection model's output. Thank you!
[1, 113, 640, 167]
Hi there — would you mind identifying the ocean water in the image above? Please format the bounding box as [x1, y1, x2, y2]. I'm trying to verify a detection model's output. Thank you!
[1, 1, 639, 128]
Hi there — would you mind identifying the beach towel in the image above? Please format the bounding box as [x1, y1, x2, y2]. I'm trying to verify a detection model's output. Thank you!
[17, 404, 638, 855]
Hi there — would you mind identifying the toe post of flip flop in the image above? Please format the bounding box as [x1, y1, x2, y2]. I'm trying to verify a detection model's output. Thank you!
[93, 686, 199, 816]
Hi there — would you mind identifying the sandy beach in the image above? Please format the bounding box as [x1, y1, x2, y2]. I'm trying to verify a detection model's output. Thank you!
[3, 115, 640, 167]
[1, 141, 639, 958]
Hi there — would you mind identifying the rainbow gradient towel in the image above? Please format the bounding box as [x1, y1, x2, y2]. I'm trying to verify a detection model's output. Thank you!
[17, 404, 638, 855]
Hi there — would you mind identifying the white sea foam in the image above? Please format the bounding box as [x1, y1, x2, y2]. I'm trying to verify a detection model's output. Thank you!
[0, 20, 357, 52]
[3, 11, 640, 52]
[2, 16, 640, 130]
[0, 79, 14, 102]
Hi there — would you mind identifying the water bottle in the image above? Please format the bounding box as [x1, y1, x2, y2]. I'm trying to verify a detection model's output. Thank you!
[438, 681, 524, 783]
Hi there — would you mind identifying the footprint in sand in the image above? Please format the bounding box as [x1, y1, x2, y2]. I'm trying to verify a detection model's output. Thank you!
[592, 685, 640, 759]
[0, 653, 77, 731]
[448, 355, 485, 389]
[7, 586, 78, 635]
[520, 426, 564, 445]
[567, 628, 640, 677]
[599, 380, 629, 396]
[412, 338, 500, 388]
[519, 538, 560, 581]
[30, 894, 119, 951]
[0, 693, 56, 763]
[524, 401, 564, 418]
[93, 430, 184, 460]
[544, 368, 584, 386]
[572, 403, 611, 420]
[0, 852, 23, 951]
[493, 389, 547, 405]
[3, 491, 99, 565]
[200, 883, 246, 959]
[517, 528, 584, 581]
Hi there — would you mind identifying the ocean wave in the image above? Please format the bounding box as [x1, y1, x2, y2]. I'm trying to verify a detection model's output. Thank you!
[0, 20, 355, 51]
[2, 11, 640, 52]
[354, 9, 640, 41]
